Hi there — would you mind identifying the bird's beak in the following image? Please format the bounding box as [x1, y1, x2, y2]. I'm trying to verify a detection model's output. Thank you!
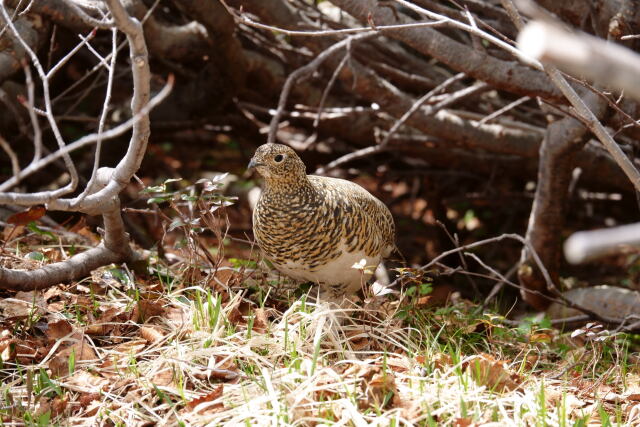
[247, 158, 263, 170]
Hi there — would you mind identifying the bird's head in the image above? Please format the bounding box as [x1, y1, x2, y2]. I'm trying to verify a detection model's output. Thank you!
[248, 143, 307, 185]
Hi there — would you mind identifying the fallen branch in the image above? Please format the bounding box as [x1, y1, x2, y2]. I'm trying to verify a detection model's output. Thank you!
[518, 20, 640, 102]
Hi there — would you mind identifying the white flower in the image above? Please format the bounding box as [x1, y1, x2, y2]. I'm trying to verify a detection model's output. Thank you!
[351, 258, 367, 270]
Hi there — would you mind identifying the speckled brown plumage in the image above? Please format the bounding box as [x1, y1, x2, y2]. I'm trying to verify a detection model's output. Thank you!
[249, 143, 395, 301]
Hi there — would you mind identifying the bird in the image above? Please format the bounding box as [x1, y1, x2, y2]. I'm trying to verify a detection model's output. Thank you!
[248, 143, 395, 304]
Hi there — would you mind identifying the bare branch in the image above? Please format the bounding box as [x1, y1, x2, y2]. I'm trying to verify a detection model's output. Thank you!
[518, 20, 640, 102]
[77, 27, 118, 204]
[0, 132, 19, 178]
[0, 0, 155, 290]
[1, 0, 80, 195]
[421, 233, 626, 324]
[564, 222, 640, 264]
[231, 6, 448, 37]
[544, 67, 640, 191]
[59, 0, 114, 29]
[380, 72, 467, 146]
[0, 78, 173, 199]
[329, 0, 563, 100]
[316, 77, 489, 174]
[393, 0, 540, 68]
[267, 32, 376, 145]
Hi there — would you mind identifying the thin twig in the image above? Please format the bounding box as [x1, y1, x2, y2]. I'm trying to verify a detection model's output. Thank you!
[1, 1, 80, 194]
[312, 51, 349, 131]
[76, 27, 118, 204]
[476, 96, 530, 126]
[0, 77, 174, 198]
[422, 233, 626, 324]
[46, 28, 98, 78]
[380, 72, 466, 146]
[316, 81, 489, 174]
[228, 5, 448, 37]
[267, 32, 376, 145]
[0, 133, 19, 178]
[438, 220, 480, 298]
[393, 0, 542, 69]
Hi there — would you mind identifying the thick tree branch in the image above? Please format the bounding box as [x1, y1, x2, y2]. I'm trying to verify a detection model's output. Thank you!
[328, 0, 564, 101]
[0, 6, 50, 85]
[519, 91, 608, 310]
[518, 20, 640, 102]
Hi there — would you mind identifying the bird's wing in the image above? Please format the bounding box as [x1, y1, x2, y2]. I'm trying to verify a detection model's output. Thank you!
[310, 176, 395, 256]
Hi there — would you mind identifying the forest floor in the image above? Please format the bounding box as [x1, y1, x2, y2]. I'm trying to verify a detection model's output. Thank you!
[1, 207, 640, 427]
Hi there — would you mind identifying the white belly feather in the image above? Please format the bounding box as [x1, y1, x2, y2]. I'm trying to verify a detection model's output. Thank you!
[272, 242, 384, 292]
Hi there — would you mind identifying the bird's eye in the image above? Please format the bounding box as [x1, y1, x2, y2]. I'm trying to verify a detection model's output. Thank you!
[274, 154, 284, 162]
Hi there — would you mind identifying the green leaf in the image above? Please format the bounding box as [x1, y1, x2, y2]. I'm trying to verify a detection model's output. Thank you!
[180, 194, 199, 202]
[168, 218, 186, 232]
[27, 222, 56, 240]
[229, 258, 258, 268]
[26, 251, 45, 261]
[147, 196, 172, 204]
[68, 348, 76, 374]
[109, 268, 132, 286]
[419, 283, 433, 295]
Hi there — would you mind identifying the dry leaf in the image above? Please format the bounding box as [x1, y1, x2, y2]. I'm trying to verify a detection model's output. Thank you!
[7, 205, 46, 225]
[51, 396, 68, 416]
[82, 399, 102, 417]
[152, 364, 176, 387]
[208, 368, 240, 382]
[3, 224, 24, 241]
[111, 339, 147, 356]
[140, 325, 165, 343]
[528, 333, 553, 343]
[71, 295, 92, 308]
[211, 263, 237, 287]
[432, 352, 453, 370]
[465, 353, 521, 392]
[123, 389, 143, 404]
[365, 370, 397, 408]
[0, 338, 15, 361]
[100, 339, 146, 372]
[0, 292, 46, 317]
[0, 299, 34, 318]
[67, 370, 109, 390]
[42, 248, 62, 263]
[46, 319, 73, 341]
[397, 398, 423, 422]
[15, 291, 46, 305]
[49, 338, 99, 377]
[349, 336, 371, 351]
[453, 418, 475, 427]
[32, 397, 51, 417]
[134, 299, 165, 322]
[252, 308, 268, 333]
[14, 338, 49, 363]
[84, 323, 105, 336]
[79, 392, 101, 408]
[346, 363, 398, 409]
[164, 306, 189, 330]
[47, 301, 66, 312]
[69, 218, 100, 244]
[86, 306, 129, 335]
[186, 385, 224, 414]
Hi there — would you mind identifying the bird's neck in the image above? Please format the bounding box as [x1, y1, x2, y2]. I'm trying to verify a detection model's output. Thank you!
[263, 174, 314, 195]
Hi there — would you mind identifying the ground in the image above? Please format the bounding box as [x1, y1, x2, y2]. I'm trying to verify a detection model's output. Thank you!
[1, 201, 639, 426]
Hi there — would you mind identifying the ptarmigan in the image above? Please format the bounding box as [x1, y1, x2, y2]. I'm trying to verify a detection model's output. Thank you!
[249, 143, 395, 303]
